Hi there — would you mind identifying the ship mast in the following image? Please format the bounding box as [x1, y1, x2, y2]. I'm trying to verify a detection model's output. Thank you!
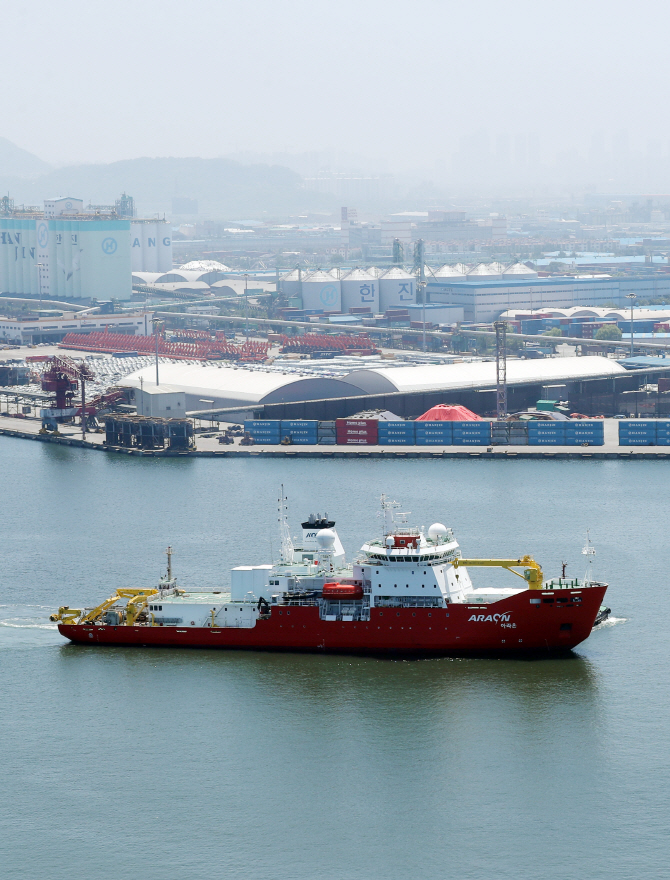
[278, 485, 294, 564]
[380, 494, 398, 537]
[582, 531, 596, 586]
[379, 494, 409, 537]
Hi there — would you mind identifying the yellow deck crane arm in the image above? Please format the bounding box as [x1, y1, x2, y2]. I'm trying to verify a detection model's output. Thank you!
[50, 588, 159, 625]
[452, 555, 544, 589]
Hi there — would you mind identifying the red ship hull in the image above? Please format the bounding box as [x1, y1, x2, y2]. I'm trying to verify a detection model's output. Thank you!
[58, 584, 607, 655]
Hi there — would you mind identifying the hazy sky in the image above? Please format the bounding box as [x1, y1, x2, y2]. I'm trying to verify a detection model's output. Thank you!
[3, 0, 670, 175]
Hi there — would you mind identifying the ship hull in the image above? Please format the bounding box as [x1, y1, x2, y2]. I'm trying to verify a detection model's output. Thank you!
[58, 584, 608, 656]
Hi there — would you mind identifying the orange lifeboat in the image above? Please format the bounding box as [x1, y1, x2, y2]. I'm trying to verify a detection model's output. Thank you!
[322, 582, 364, 599]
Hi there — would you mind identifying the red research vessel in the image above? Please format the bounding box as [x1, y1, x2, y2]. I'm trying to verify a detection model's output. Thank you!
[52, 494, 609, 655]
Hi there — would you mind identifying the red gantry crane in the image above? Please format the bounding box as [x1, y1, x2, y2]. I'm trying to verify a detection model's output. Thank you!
[40, 355, 96, 437]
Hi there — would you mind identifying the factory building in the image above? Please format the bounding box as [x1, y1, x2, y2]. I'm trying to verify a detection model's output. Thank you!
[0, 311, 152, 344]
[0, 197, 172, 302]
[427, 275, 670, 322]
[122, 363, 372, 412]
[121, 356, 625, 416]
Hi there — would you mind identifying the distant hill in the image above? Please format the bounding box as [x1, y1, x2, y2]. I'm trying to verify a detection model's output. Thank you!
[0, 155, 335, 217]
[0, 137, 52, 178]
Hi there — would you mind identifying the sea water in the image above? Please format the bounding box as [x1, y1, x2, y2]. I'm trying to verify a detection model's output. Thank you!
[0, 437, 667, 880]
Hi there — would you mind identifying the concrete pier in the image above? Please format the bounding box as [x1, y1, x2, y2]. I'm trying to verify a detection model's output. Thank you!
[1, 415, 669, 459]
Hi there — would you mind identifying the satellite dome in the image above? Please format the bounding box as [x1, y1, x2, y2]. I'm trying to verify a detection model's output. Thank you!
[316, 529, 336, 549]
[385, 536, 394, 547]
[428, 523, 448, 542]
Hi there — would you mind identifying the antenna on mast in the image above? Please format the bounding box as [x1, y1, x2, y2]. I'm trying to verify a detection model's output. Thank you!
[582, 530, 596, 586]
[278, 485, 294, 564]
[379, 494, 408, 536]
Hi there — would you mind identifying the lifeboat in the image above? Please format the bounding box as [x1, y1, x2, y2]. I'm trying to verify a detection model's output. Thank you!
[322, 582, 363, 599]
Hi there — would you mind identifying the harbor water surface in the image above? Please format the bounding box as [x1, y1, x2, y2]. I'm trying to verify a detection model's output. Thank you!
[0, 436, 667, 880]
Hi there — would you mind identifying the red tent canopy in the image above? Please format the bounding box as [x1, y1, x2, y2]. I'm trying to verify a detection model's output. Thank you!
[416, 404, 482, 422]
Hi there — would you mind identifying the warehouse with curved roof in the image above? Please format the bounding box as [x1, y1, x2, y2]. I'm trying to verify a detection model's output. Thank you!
[121, 356, 629, 416]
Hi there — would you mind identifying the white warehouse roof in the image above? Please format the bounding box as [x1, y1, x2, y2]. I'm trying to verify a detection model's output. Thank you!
[345, 356, 627, 395]
[121, 363, 369, 408]
[121, 356, 627, 410]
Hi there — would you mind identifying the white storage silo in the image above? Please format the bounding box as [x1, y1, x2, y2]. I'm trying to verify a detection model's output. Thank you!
[301, 269, 341, 312]
[142, 222, 159, 273]
[502, 262, 538, 279]
[157, 222, 173, 272]
[130, 224, 143, 272]
[341, 268, 379, 313]
[433, 263, 467, 279]
[467, 262, 503, 280]
[379, 267, 416, 312]
[279, 268, 303, 300]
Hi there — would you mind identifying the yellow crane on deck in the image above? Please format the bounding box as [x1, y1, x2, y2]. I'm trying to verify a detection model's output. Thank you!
[452, 556, 544, 589]
[50, 588, 159, 626]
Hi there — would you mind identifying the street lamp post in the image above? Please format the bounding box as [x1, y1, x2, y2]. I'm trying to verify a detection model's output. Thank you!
[244, 274, 249, 339]
[153, 319, 161, 386]
[626, 293, 636, 358]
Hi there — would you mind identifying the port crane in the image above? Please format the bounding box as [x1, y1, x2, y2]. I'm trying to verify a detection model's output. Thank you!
[40, 355, 95, 436]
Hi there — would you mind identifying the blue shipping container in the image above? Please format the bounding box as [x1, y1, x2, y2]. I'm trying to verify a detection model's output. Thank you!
[245, 420, 280, 429]
[416, 437, 452, 445]
[281, 421, 318, 428]
[619, 437, 655, 446]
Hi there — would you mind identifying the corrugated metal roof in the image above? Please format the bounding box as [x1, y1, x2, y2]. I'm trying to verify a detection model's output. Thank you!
[121, 363, 366, 406]
[345, 356, 627, 394]
[179, 260, 231, 272]
[155, 270, 205, 283]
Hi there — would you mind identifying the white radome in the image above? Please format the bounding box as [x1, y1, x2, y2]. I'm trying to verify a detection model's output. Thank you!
[428, 523, 449, 542]
[316, 529, 337, 549]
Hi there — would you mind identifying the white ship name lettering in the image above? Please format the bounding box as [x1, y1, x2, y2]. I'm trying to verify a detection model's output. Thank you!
[468, 613, 512, 624]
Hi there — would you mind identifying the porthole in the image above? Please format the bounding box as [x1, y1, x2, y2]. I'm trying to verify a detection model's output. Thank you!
[396, 612, 400, 617]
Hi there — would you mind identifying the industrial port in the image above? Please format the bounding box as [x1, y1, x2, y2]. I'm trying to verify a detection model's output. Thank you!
[2, 321, 670, 458]
[4, 195, 670, 463]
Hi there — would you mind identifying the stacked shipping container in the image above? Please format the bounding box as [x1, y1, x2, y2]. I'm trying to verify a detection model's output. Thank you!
[241, 419, 609, 446]
[619, 420, 670, 445]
